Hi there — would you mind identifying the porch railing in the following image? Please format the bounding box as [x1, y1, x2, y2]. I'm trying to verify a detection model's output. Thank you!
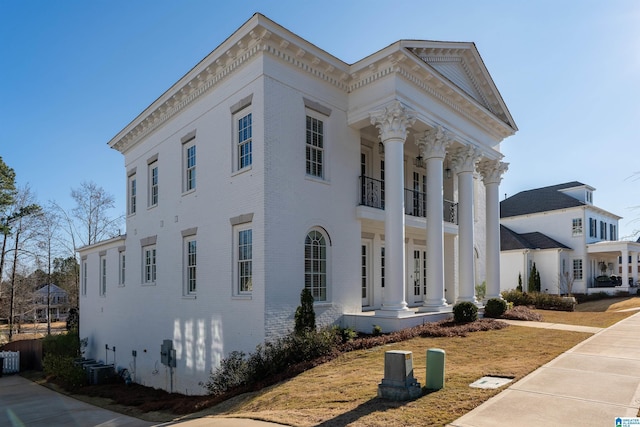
[359, 176, 458, 224]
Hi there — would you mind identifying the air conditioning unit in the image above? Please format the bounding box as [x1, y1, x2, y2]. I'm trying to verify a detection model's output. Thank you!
[88, 365, 115, 385]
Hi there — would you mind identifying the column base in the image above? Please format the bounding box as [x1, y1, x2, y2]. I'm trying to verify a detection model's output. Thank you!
[375, 307, 414, 318]
[484, 294, 503, 301]
[419, 299, 450, 313]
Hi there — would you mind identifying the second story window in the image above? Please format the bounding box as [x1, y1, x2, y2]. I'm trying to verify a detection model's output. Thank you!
[572, 218, 583, 236]
[181, 131, 197, 193]
[306, 115, 324, 179]
[236, 112, 252, 170]
[148, 161, 158, 207]
[186, 144, 196, 191]
[128, 173, 137, 215]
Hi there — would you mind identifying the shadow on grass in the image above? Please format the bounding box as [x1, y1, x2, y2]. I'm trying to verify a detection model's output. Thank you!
[314, 389, 439, 427]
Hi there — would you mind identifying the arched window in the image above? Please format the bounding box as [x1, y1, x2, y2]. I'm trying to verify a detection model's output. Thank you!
[305, 229, 328, 301]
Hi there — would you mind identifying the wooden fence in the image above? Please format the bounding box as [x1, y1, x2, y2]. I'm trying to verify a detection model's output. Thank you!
[0, 339, 43, 371]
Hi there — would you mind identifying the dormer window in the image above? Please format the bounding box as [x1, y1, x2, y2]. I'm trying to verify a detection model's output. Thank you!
[586, 191, 593, 204]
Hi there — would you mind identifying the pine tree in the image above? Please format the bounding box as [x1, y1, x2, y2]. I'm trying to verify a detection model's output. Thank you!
[528, 263, 538, 293]
[294, 288, 316, 334]
[517, 273, 523, 292]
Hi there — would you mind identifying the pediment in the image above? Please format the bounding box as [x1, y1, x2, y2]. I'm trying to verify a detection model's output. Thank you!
[406, 44, 515, 129]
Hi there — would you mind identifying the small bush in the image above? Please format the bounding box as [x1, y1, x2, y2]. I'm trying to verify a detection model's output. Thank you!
[453, 301, 478, 323]
[203, 351, 248, 395]
[372, 325, 383, 336]
[334, 326, 358, 343]
[484, 298, 508, 318]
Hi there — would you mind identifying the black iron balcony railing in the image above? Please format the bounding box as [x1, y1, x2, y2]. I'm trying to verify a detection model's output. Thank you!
[359, 175, 458, 224]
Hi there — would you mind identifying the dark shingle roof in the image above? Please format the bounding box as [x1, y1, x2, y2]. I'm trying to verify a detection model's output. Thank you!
[500, 225, 572, 251]
[500, 181, 586, 218]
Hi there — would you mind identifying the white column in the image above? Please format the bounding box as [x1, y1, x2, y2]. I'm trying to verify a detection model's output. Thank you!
[632, 251, 638, 287]
[370, 101, 415, 316]
[415, 126, 450, 312]
[451, 145, 481, 304]
[622, 249, 630, 289]
[478, 159, 509, 301]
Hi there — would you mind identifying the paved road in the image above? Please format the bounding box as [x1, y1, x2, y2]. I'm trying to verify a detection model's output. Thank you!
[0, 374, 153, 426]
[0, 374, 283, 426]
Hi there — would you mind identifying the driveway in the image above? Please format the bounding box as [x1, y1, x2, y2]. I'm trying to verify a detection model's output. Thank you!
[0, 374, 153, 427]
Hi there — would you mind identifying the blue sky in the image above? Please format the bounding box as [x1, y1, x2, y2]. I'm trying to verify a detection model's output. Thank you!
[1, 0, 639, 239]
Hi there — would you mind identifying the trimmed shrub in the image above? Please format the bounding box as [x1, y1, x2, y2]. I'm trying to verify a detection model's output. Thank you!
[372, 325, 383, 336]
[453, 301, 478, 323]
[42, 332, 86, 389]
[502, 290, 575, 311]
[484, 298, 508, 318]
[501, 289, 535, 307]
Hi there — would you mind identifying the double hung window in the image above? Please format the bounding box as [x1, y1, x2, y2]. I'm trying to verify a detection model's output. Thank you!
[306, 115, 324, 178]
[236, 112, 252, 170]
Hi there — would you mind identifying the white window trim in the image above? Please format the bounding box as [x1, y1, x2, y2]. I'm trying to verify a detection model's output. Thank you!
[305, 227, 331, 303]
[81, 258, 87, 296]
[182, 132, 196, 194]
[148, 160, 158, 208]
[233, 107, 252, 173]
[128, 173, 137, 216]
[573, 258, 583, 281]
[233, 223, 253, 298]
[305, 109, 328, 182]
[118, 248, 126, 287]
[572, 218, 583, 237]
[99, 254, 107, 297]
[142, 245, 157, 285]
[183, 237, 197, 297]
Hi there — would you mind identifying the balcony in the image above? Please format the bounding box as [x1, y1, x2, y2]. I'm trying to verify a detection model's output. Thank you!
[359, 176, 458, 224]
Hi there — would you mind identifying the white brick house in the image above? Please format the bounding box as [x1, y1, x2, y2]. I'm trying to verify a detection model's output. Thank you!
[78, 13, 516, 394]
[500, 182, 640, 294]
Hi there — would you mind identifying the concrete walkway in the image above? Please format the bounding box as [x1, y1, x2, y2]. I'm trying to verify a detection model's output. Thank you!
[449, 311, 640, 426]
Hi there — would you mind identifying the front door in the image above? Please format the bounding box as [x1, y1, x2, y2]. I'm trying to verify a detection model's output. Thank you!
[412, 249, 427, 304]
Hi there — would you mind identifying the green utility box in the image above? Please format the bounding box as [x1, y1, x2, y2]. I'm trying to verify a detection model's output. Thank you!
[426, 348, 445, 390]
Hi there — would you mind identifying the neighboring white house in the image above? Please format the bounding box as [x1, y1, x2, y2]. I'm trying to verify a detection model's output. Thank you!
[500, 181, 640, 295]
[34, 283, 69, 322]
[78, 13, 516, 394]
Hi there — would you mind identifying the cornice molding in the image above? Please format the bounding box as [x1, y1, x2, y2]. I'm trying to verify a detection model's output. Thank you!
[109, 16, 515, 153]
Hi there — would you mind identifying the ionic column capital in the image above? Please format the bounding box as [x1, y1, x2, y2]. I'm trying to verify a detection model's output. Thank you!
[415, 125, 451, 160]
[370, 101, 416, 142]
[451, 145, 482, 174]
[478, 159, 509, 185]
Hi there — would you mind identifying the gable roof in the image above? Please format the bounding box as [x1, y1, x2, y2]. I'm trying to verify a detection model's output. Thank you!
[405, 43, 515, 129]
[34, 283, 67, 296]
[500, 181, 587, 218]
[500, 225, 572, 251]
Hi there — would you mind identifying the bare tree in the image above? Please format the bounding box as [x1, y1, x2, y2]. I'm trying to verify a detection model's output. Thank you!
[557, 271, 575, 297]
[5, 186, 41, 340]
[71, 181, 122, 247]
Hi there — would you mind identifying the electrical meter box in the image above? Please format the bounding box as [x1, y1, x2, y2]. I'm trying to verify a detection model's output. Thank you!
[160, 339, 176, 367]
